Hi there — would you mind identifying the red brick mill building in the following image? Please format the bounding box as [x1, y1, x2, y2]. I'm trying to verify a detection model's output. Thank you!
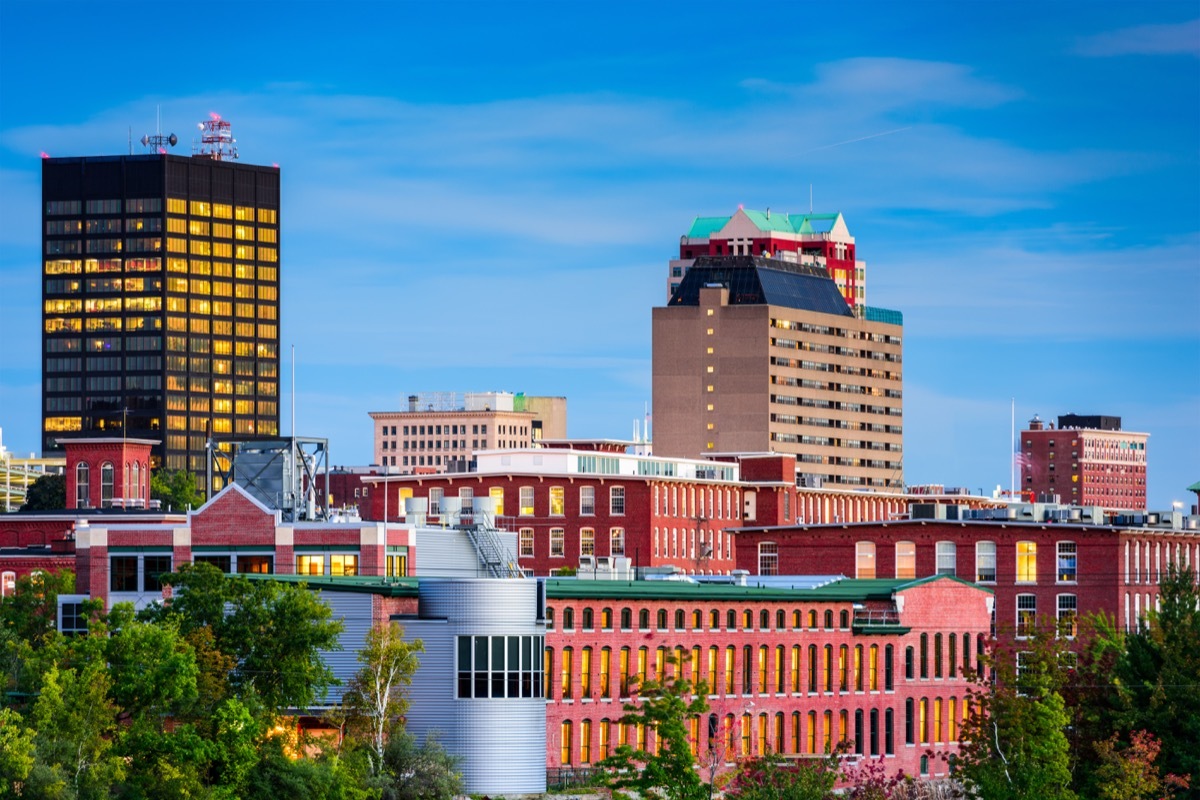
[734, 504, 1200, 638]
[543, 574, 993, 781]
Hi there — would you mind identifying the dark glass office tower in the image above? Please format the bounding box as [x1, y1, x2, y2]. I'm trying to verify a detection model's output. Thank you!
[42, 153, 281, 471]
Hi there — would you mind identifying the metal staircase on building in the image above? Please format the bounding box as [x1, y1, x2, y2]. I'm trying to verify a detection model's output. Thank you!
[460, 520, 524, 579]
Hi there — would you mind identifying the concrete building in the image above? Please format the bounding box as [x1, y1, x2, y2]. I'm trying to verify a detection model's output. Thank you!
[669, 208, 866, 311]
[653, 256, 903, 491]
[41, 130, 282, 472]
[1020, 414, 1148, 510]
[735, 502, 1200, 641]
[370, 392, 567, 472]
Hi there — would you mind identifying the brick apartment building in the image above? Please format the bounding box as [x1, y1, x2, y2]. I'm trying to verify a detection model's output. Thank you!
[1020, 414, 1148, 510]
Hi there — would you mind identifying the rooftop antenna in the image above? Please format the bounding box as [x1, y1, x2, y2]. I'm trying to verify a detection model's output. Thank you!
[193, 112, 238, 160]
[139, 105, 178, 154]
[291, 344, 296, 438]
[809, 184, 813, 214]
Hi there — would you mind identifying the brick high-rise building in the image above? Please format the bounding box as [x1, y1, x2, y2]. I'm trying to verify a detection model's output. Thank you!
[1020, 414, 1148, 509]
[653, 254, 903, 491]
[41, 130, 281, 472]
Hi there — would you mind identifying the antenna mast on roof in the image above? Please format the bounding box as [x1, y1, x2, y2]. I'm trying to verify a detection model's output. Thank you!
[193, 112, 239, 161]
[810, 184, 813, 214]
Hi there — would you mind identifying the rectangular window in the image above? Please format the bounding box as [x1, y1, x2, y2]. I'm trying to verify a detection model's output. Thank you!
[601, 485, 625, 517]
[976, 541, 997, 582]
[549, 486, 565, 516]
[519, 528, 534, 557]
[550, 528, 565, 557]
[856, 541, 876, 579]
[1057, 542, 1077, 583]
[429, 488, 443, 516]
[758, 543, 779, 576]
[519, 487, 535, 516]
[895, 541, 916, 579]
[1017, 594, 1037, 638]
[142, 555, 172, 592]
[936, 542, 957, 576]
[1057, 594, 1077, 638]
[110, 556, 138, 592]
[579, 486, 595, 516]
[580, 528, 595, 557]
[609, 528, 625, 556]
[1017, 541, 1037, 583]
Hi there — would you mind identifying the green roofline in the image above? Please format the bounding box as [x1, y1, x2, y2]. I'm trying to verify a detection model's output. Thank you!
[545, 574, 989, 602]
[241, 573, 419, 597]
[1187, 480, 1200, 492]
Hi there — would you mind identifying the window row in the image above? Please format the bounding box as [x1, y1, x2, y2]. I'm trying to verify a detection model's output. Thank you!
[519, 527, 624, 558]
[548, 605, 900, 633]
[853, 540, 1078, 583]
[545, 643, 913, 700]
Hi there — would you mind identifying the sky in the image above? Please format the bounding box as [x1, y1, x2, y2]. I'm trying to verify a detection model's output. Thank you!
[0, 1, 1197, 509]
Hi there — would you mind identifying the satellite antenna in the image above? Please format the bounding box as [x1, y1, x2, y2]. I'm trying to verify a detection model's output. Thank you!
[139, 105, 178, 154]
[138, 107, 177, 153]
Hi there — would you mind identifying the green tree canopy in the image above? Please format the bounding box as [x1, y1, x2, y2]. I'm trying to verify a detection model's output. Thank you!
[139, 563, 344, 715]
[956, 627, 1077, 800]
[341, 621, 424, 775]
[599, 658, 710, 800]
[19, 472, 65, 511]
[150, 469, 204, 511]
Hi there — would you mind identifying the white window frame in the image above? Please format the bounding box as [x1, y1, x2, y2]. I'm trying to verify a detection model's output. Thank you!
[580, 527, 595, 557]
[855, 542, 876, 579]
[895, 541, 916, 579]
[758, 542, 779, 576]
[1056, 594, 1077, 639]
[610, 527, 625, 556]
[519, 486, 535, 516]
[610, 486, 626, 516]
[935, 541, 956, 577]
[976, 541, 997, 583]
[519, 528, 535, 557]
[1056, 541, 1077, 584]
[1016, 594, 1036, 639]
[580, 486, 595, 516]
[550, 528, 565, 558]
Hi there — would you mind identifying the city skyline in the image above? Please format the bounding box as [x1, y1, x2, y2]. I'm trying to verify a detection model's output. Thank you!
[1, 1, 1196, 508]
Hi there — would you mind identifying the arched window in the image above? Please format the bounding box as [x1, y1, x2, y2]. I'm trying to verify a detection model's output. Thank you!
[75, 462, 90, 508]
[691, 609, 702, 629]
[546, 607, 555, 629]
[808, 609, 818, 628]
[776, 609, 786, 629]
[674, 609, 685, 629]
[639, 609, 650, 629]
[1, 572, 15, 597]
[824, 609, 833, 629]
[657, 609, 668, 630]
[709, 609, 719, 629]
[856, 541, 876, 578]
[743, 609, 753, 629]
[620, 608, 632, 629]
[132, 461, 142, 501]
[100, 462, 115, 507]
[562, 607, 575, 630]
[920, 633, 929, 678]
[726, 609, 736, 630]
[601, 608, 613, 630]
[760, 610, 770, 630]
[582, 608, 594, 630]
[839, 609, 850, 629]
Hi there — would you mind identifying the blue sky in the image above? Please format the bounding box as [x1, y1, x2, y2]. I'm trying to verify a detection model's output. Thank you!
[1, 1, 1196, 508]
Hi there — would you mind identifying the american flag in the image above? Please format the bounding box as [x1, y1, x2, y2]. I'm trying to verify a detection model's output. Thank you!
[1014, 451, 1032, 469]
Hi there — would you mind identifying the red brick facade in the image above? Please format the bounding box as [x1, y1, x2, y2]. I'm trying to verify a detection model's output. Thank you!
[735, 518, 1200, 638]
[544, 576, 991, 781]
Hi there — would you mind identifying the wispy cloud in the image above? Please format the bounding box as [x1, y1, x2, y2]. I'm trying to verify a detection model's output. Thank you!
[1076, 18, 1200, 57]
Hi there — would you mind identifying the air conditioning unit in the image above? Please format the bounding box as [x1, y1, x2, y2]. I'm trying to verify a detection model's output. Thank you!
[579, 555, 595, 568]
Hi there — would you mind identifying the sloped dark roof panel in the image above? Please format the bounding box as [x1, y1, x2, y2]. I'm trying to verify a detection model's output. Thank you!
[668, 255, 854, 317]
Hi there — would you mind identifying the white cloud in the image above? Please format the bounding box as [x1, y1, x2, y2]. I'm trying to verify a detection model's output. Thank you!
[1076, 18, 1200, 57]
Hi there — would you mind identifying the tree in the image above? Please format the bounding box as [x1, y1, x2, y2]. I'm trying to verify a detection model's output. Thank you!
[19, 473, 65, 511]
[1111, 565, 1200, 784]
[0, 569, 78, 647]
[150, 469, 204, 511]
[379, 731, 463, 800]
[342, 621, 424, 775]
[104, 605, 200, 727]
[955, 629, 1076, 800]
[1093, 730, 1190, 800]
[30, 660, 126, 800]
[599, 660, 710, 800]
[0, 708, 36, 796]
[727, 748, 841, 800]
[140, 563, 344, 715]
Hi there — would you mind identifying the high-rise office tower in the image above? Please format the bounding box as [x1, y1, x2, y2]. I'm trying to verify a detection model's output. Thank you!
[653, 253, 904, 492]
[41, 118, 281, 472]
[1020, 414, 1148, 509]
